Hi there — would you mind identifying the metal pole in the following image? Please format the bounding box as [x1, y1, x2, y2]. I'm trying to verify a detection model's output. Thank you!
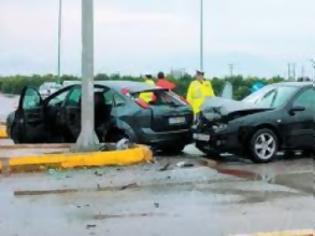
[311, 59, 315, 81]
[200, 0, 204, 71]
[292, 63, 296, 81]
[287, 63, 291, 80]
[74, 0, 99, 152]
[57, 0, 62, 83]
[229, 64, 234, 77]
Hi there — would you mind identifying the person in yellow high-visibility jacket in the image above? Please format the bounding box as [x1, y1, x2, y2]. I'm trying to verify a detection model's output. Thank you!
[186, 70, 215, 115]
[139, 74, 155, 103]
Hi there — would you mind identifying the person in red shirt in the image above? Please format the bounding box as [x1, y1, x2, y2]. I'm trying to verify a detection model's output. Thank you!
[156, 72, 176, 91]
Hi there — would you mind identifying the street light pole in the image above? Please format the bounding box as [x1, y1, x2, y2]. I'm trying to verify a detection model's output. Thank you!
[311, 59, 315, 81]
[200, 0, 204, 72]
[57, 0, 62, 83]
[74, 0, 99, 152]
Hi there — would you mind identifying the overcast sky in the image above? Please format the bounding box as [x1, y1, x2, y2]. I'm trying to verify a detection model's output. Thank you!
[0, 0, 314, 77]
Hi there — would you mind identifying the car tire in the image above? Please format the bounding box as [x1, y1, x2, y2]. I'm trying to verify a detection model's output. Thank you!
[195, 141, 221, 159]
[11, 124, 22, 144]
[249, 128, 278, 163]
[105, 129, 130, 143]
[160, 144, 186, 155]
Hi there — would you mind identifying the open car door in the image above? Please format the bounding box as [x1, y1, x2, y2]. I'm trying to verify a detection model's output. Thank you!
[13, 87, 46, 143]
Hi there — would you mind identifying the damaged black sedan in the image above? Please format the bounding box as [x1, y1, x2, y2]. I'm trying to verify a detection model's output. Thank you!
[7, 81, 193, 153]
[194, 82, 315, 163]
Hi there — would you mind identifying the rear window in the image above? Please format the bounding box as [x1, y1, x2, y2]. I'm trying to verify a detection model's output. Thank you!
[131, 90, 186, 107]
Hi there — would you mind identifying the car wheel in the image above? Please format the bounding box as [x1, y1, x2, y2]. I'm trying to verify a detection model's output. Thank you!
[249, 128, 278, 163]
[11, 124, 22, 144]
[105, 129, 130, 143]
[195, 141, 221, 159]
[160, 144, 186, 155]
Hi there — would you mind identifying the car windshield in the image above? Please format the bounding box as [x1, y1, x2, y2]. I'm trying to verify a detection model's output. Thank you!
[243, 86, 299, 108]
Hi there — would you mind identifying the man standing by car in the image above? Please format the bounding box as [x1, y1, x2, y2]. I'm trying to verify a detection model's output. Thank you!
[186, 70, 215, 116]
[156, 72, 176, 91]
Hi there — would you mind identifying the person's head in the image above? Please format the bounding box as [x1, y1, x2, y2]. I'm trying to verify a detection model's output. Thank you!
[196, 70, 205, 81]
[145, 74, 153, 80]
[157, 72, 165, 80]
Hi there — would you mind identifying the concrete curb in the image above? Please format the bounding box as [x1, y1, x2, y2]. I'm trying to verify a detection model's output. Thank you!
[0, 125, 7, 139]
[0, 145, 153, 173]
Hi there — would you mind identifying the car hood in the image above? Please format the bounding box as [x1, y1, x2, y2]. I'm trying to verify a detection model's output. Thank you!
[201, 97, 272, 122]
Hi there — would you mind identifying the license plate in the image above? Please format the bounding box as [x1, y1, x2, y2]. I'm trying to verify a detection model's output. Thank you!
[169, 117, 186, 125]
[193, 133, 210, 142]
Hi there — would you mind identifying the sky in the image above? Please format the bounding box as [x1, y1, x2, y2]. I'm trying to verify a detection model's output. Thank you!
[0, 0, 314, 78]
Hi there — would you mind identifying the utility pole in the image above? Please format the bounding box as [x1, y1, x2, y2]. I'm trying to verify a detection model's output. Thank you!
[228, 64, 234, 77]
[287, 63, 291, 80]
[301, 65, 305, 79]
[57, 0, 62, 84]
[74, 0, 99, 152]
[292, 63, 296, 81]
[311, 59, 315, 81]
[200, 0, 204, 71]
[287, 63, 296, 81]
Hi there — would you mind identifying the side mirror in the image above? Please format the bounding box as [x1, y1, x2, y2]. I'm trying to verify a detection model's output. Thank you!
[289, 106, 306, 115]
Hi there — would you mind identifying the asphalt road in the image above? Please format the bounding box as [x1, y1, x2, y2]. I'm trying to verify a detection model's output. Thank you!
[0, 144, 313, 236]
[0, 93, 314, 236]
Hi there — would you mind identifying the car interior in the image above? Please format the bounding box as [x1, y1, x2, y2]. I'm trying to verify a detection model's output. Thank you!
[42, 87, 113, 142]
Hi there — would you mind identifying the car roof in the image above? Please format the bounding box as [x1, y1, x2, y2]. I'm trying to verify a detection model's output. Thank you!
[268, 81, 313, 88]
[63, 80, 164, 93]
[96, 81, 158, 92]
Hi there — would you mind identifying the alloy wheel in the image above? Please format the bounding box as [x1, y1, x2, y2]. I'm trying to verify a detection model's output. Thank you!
[254, 133, 276, 161]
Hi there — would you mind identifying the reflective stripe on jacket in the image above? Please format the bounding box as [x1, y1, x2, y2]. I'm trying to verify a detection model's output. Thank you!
[139, 79, 155, 103]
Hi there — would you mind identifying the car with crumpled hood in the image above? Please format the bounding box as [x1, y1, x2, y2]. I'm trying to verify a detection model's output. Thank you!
[193, 82, 315, 163]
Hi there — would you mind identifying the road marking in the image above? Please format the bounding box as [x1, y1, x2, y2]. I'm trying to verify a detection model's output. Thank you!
[233, 229, 315, 236]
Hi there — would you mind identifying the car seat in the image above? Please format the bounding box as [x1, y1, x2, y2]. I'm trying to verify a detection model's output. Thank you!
[94, 92, 112, 140]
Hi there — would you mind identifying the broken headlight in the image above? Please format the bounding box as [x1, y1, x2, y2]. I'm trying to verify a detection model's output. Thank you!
[212, 123, 228, 133]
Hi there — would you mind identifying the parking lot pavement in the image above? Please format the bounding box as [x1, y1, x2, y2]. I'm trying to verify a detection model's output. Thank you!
[0, 143, 314, 236]
[0, 93, 18, 122]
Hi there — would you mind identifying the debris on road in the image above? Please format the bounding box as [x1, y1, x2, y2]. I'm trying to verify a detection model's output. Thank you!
[86, 224, 97, 229]
[93, 212, 166, 220]
[176, 161, 194, 168]
[116, 138, 133, 150]
[120, 183, 138, 191]
[159, 163, 171, 171]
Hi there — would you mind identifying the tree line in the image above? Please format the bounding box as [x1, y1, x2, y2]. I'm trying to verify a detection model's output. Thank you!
[0, 74, 285, 100]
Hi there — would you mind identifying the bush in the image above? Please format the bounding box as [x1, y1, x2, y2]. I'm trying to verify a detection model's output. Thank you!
[0, 74, 285, 100]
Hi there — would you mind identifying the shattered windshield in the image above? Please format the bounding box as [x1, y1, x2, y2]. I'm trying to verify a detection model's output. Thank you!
[243, 86, 298, 108]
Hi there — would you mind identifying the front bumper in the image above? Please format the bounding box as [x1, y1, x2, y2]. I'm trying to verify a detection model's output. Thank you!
[193, 125, 243, 154]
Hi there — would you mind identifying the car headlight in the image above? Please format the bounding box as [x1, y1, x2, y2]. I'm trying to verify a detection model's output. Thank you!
[212, 123, 228, 132]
